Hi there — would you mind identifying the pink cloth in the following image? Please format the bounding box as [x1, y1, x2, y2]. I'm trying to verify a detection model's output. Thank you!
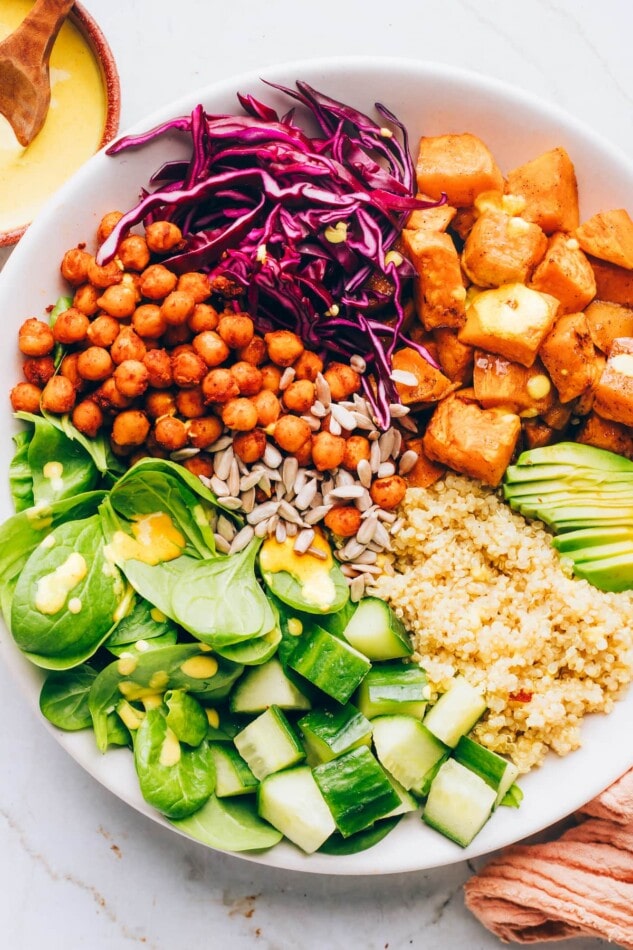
[464, 768, 633, 947]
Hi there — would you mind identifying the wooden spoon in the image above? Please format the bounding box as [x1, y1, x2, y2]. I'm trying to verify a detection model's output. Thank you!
[0, 0, 75, 148]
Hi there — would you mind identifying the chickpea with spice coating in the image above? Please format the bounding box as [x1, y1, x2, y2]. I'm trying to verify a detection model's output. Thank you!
[96, 283, 137, 319]
[172, 350, 207, 388]
[324, 362, 361, 401]
[97, 211, 124, 245]
[293, 350, 323, 382]
[160, 290, 195, 326]
[188, 303, 219, 333]
[117, 234, 151, 272]
[132, 303, 167, 339]
[237, 334, 267, 366]
[10, 382, 42, 413]
[73, 283, 100, 316]
[264, 330, 304, 367]
[60, 247, 92, 286]
[153, 415, 188, 451]
[311, 431, 346, 471]
[230, 361, 263, 397]
[113, 359, 150, 398]
[217, 313, 254, 350]
[324, 507, 362, 538]
[163, 323, 192, 348]
[59, 353, 86, 391]
[110, 327, 146, 364]
[87, 257, 123, 289]
[77, 346, 114, 382]
[183, 454, 214, 479]
[250, 389, 281, 427]
[87, 314, 120, 348]
[187, 415, 222, 449]
[273, 415, 312, 453]
[52, 308, 89, 345]
[233, 428, 267, 463]
[93, 378, 133, 411]
[283, 379, 315, 414]
[175, 387, 206, 418]
[144, 389, 176, 419]
[112, 409, 150, 447]
[222, 398, 258, 431]
[202, 368, 239, 404]
[342, 435, 371, 472]
[23, 356, 55, 387]
[177, 272, 211, 303]
[260, 364, 282, 392]
[143, 349, 173, 389]
[369, 474, 407, 510]
[18, 318, 54, 357]
[72, 399, 104, 438]
[145, 221, 183, 254]
[41, 376, 76, 414]
[138, 264, 177, 300]
[193, 330, 230, 368]
[294, 439, 313, 467]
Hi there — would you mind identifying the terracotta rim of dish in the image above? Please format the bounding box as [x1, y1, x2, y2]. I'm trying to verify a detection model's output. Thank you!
[0, 2, 122, 248]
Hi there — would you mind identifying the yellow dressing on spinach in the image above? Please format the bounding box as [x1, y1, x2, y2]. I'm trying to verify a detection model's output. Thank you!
[105, 511, 186, 565]
[180, 655, 219, 679]
[259, 530, 337, 610]
[159, 728, 181, 767]
[34, 551, 87, 614]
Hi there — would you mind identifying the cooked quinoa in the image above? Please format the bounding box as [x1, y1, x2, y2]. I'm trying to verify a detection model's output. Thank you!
[370, 474, 633, 773]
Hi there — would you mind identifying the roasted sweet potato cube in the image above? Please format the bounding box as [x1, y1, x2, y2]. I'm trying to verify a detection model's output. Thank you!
[577, 411, 633, 460]
[521, 418, 556, 450]
[462, 209, 547, 287]
[589, 256, 633, 306]
[391, 346, 454, 406]
[401, 437, 446, 487]
[451, 207, 478, 242]
[458, 283, 559, 367]
[576, 209, 633, 269]
[432, 327, 474, 385]
[539, 311, 599, 403]
[401, 228, 466, 330]
[529, 232, 596, 314]
[541, 401, 573, 431]
[406, 194, 456, 232]
[584, 299, 633, 354]
[473, 351, 554, 414]
[505, 147, 579, 234]
[416, 133, 504, 208]
[594, 337, 633, 426]
[422, 391, 521, 486]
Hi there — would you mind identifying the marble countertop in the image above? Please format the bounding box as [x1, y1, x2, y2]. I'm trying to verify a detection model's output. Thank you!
[1, 1, 632, 947]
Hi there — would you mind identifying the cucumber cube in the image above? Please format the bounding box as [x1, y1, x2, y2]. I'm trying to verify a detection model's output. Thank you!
[258, 766, 336, 853]
[298, 704, 372, 764]
[453, 735, 520, 808]
[313, 746, 401, 837]
[288, 624, 371, 704]
[423, 758, 496, 847]
[209, 743, 259, 797]
[356, 664, 429, 719]
[342, 597, 413, 660]
[229, 657, 312, 714]
[423, 676, 487, 747]
[371, 715, 449, 795]
[234, 705, 304, 780]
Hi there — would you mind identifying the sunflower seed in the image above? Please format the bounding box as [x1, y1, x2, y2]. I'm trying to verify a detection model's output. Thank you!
[356, 459, 373, 489]
[294, 477, 318, 510]
[399, 413, 418, 432]
[286, 522, 298, 537]
[278, 499, 305, 525]
[321, 476, 335, 498]
[349, 562, 382, 576]
[307, 545, 328, 560]
[257, 473, 272, 496]
[340, 564, 360, 578]
[214, 446, 234, 481]
[210, 475, 230, 497]
[263, 443, 283, 469]
[390, 369, 418, 387]
[391, 429, 403, 459]
[315, 373, 331, 408]
[388, 403, 410, 418]
[349, 575, 366, 602]
[310, 400, 327, 419]
[268, 513, 279, 533]
[247, 500, 279, 525]
[330, 403, 357, 432]
[216, 514, 236, 542]
[294, 528, 315, 554]
[373, 520, 393, 549]
[228, 459, 241, 497]
[275, 481, 286, 500]
[356, 514, 378, 545]
[214, 534, 231, 554]
[240, 487, 256, 513]
[329, 484, 365, 500]
[304, 504, 333, 525]
[293, 468, 307, 495]
[328, 416, 342, 436]
[170, 447, 200, 461]
[336, 469, 355, 487]
[398, 450, 419, 475]
[219, 496, 243, 511]
[301, 413, 322, 433]
[229, 524, 255, 554]
[350, 353, 367, 373]
[275, 520, 287, 544]
[339, 538, 366, 561]
[376, 508, 398, 523]
[208, 434, 233, 452]
[379, 428, 395, 462]
[279, 367, 296, 390]
[370, 440, 382, 473]
[369, 429, 381, 441]
[352, 549, 378, 565]
[353, 411, 375, 430]
[254, 518, 271, 538]
[282, 456, 299, 493]
[355, 489, 374, 512]
[240, 470, 261, 492]
[377, 461, 396, 478]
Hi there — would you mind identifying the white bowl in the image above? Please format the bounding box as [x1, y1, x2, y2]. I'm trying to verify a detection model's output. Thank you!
[1, 57, 632, 876]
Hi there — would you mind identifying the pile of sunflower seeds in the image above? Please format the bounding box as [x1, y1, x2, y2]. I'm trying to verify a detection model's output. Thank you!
[171, 374, 419, 601]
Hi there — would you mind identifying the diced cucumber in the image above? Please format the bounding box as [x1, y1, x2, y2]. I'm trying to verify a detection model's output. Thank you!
[287, 624, 371, 704]
[258, 766, 336, 853]
[356, 663, 429, 719]
[171, 794, 282, 852]
[383, 777, 418, 818]
[342, 597, 413, 660]
[234, 705, 304, 780]
[312, 746, 401, 837]
[423, 676, 487, 747]
[229, 657, 311, 714]
[453, 735, 520, 808]
[209, 743, 259, 797]
[298, 704, 372, 764]
[423, 758, 497, 847]
[318, 598, 358, 639]
[371, 715, 449, 795]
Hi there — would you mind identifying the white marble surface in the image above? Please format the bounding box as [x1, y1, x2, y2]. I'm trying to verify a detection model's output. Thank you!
[1, 1, 632, 947]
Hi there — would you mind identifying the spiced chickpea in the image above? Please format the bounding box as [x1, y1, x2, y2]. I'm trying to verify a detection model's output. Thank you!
[170, 343, 195, 358]
[250, 389, 281, 427]
[144, 389, 177, 419]
[342, 435, 371, 471]
[52, 307, 89, 345]
[201, 368, 239, 404]
[233, 428, 267, 463]
[260, 364, 282, 392]
[87, 314, 120, 348]
[97, 211, 124, 245]
[59, 353, 85, 391]
[311, 431, 346, 471]
[294, 439, 313, 467]
[163, 323, 193, 348]
[72, 399, 104, 438]
[217, 313, 254, 350]
[177, 271, 211, 303]
[117, 234, 151, 271]
[112, 409, 151, 447]
[113, 359, 150, 398]
[175, 386, 206, 418]
[160, 290, 195, 326]
[192, 330, 230, 367]
[273, 415, 312, 453]
[187, 415, 222, 449]
[23, 356, 55, 387]
[87, 257, 123, 288]
[324, 506, 362, 538]
[235, 335, 265, 366]
[293, 350, 323, 382]
[264, 330, 304, 367]
[221, 397, 258, 431]
[96, 283, 137, 319]
[323, 362, 361, 401]
[110, 327, 146, 364]
[60, 247, 92, 286]
[369, 474, 407, 510]
[153, 415, 188, 451]
[77, 346, 114, 382]
[230, 361, 263, 397]
[18, 318, 55, 357]
[132, 304, 166, 339]
[138, 263, 177, 300]
[93, 377, 133, 411]
[145, 221, 183, 254]
[188, 302, 219, 333]
[10, 382, 42, 413]
[182, 454, 214, 479]
[171, 350, 207, 388]
[143, 349, 173, 388]
[73, 283, 100, 316]
[41, 376, 76, 414]
[283, 379, 315, 414]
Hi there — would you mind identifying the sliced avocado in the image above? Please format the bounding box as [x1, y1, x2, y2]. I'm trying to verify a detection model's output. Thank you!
[560, 539, 633, 563]
[513, 442, 633, 473]
[552, 526, 633, 553]
[573, 552, 633, 592]
[504, 475, 633, 499]
[515, 494, 633, 520]
[533, 504, 633, 528]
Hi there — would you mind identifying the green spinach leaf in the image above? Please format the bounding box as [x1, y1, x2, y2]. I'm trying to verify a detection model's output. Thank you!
[9, 429, 34, 512]
[170, 794, 282, 851]
[164, 689, 208, 746]
[39, 665, 98, 730]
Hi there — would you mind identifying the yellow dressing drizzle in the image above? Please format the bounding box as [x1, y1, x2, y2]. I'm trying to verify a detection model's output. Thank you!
[34, 552, 87, 614]
[105, 511, 186, 566]
[180, 655, 218, 679]
[259, 530, 336, 610]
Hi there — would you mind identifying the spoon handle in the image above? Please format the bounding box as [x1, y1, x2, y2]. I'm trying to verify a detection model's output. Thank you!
[13, 0, 76, 64]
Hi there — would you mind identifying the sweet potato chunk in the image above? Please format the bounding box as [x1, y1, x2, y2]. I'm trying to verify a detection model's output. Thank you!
[432, 327, 474, 385]
[473, 351, 554, 414]
[401, 228, 466, 330]
[416, 133, 504, 208]
[406, 194, 456, 232]
[505, 147, 579, 234]
[576, 209, 633, 269]
[391, 347, 454, 406]
[593, 337, 633, 426]
[458, 283, 559, 367]
[521, 418, 556, 450]
[529, 232, 596, 314]
[539, 311, 599, 403]
[462, 209, 547, 287]
[584, 299, 633, 354]
[422, 391, 521, 486]
[577, 411, 633, 460]
[401, 437, 446, 487]
[589, 256, 633, 306]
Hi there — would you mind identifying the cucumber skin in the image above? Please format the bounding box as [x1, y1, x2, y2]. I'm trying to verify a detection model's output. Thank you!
[342, 597, 413, 661]
[356, 664, 429, 719]
[422, 758, 497, 847]
[298, 704, 372, 763]
[233, 705, 305, 781]
[313, 746, 401, 837]
[257, 766, 336, 854]
[288, 624, 371, 704]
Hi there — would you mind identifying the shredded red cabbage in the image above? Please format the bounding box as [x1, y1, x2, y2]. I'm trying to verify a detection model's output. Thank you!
[98, 81, 441, 427]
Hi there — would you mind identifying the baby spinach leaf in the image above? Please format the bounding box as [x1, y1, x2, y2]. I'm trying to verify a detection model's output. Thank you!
[15, 412, 99, 506]
[134, 708, 215, 819]
[9, 429, 34, 512]
[170, 794, 282, 852]
[214, 623, 282, 665]
[106, 712, 132, 748]
[105, 629, 178, 658]
[318, 816, 401, 855]
[261, 562, 350, 616]
[39, 665, 98, 730]
[104, 596, 179, 650]
[49, 295, 73, 367]
[164, 689, 208, 746]
[36, 408, 125, 483]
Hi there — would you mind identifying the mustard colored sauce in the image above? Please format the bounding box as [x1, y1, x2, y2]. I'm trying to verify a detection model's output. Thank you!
[0, 0, 106, 234]
[259, 530, 337, 610]
[105, 511, 186, 566]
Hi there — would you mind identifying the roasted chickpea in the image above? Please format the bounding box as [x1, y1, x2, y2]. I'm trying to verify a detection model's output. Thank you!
[182, 453, 214, 478]
[59, 353, 86, 391]
[187, 415, 222, 449]
[18, 318, 55, 357]
[41, 375, 76, 414]
[294, 438, 313, 467]
[145, 221, 183, 254]
[110, 327, 147, 364]
[97, 210, 124, 245]
[10, 381, 41, 413]
[283, 379, 315, 414]
[324, 361, 361, 401]
[369, 474, 407, 510]
[233, 428, 267, 463]
[221, 397, 258, 431]
[273, 415, 312, 453]
[117, 234, 151, 271]
[113, 359, 150, 398]
[230, 361, 263, 396]
[87, 314, 120, 348]
[234, 334, 265, 366]
[73, 283, 100, 316]
[130, 304, 164, 339]
[175, 386, 206, 418]
[112, 409, 151, 447]
[177, 271, 211, 303]
[188, 302, 219, 333]
[342, 435, 371, 472]
[52, 307, 90, 345]
[201, 368, 239, 404]
[76, 346, 114, 382]
[96, 283, 137, 319]
[192, 330, 230, 367]
[324, 506, 362, 538]
[171, 350, 207, 388]
[93, 377, 133, 411]
[260, 363, 282, 392]
[217, 313, 254, 350]
[163, 323, 193, 348]
[250, 389, 281, 427]
[264, 329, 304, 367]
[138, 263, 177, 300]
[87, 257, 123, 288]
[60, 247, 92, 286]
[311, 430, 346, 471]
[72, 399, 104, 438]
[160, 290, 196, 326]
[143, 349, 173, 389]
[153, 415, 188, 451]
[144, 389, 177, 419]
[293, 350, 323, 382]
[23, 356, 55, 387]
